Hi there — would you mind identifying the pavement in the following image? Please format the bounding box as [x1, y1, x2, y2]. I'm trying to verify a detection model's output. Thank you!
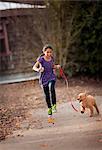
[0, 98, 102, 150]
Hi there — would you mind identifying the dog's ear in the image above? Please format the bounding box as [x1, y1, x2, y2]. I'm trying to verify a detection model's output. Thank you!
[81, 93, 87, 99]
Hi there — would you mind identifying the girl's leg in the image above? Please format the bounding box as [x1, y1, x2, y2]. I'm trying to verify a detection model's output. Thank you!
[43, 85, 52, 115]
[49, 80, 56, 106]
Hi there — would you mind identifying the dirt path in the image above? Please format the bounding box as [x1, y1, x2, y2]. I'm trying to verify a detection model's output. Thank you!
[0, 101, 102, 150]
[0, 78, 102, 142]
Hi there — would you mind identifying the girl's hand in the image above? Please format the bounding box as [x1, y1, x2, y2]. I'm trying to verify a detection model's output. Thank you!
[56, 65, 61, 69]
[39, 67, 44, 72]
[33, 61, 44, 72]
[53, 65, 61, 69]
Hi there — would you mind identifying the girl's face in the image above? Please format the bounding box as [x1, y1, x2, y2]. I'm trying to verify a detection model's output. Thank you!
[44, 48, 53, 58]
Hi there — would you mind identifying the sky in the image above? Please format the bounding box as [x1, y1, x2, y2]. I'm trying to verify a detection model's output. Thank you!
[0, 2, 46, 10]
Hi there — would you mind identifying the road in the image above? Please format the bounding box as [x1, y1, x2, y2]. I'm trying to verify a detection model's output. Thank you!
[0, 98, 102, 150]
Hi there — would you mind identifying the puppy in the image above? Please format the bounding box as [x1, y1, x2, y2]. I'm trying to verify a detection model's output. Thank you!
[77, 93, 99, 117]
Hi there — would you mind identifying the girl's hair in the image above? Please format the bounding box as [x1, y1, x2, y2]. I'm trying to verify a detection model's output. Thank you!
[42, 44, 53, 53]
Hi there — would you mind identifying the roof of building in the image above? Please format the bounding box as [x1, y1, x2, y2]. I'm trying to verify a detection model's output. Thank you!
[0, 0, 45, 5]
[0, 0, 46, 18]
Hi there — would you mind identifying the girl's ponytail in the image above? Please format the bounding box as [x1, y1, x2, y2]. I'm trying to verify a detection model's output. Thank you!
[36, 53, 44, 61]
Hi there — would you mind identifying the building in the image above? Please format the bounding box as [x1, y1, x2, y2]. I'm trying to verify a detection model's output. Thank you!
[0, 0, 46, 77]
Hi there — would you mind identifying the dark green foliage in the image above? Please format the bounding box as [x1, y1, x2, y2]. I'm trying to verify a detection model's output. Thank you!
[73, 2, 102, 77]
[47, 0, 102, 78]
[60, 1, 102, 77]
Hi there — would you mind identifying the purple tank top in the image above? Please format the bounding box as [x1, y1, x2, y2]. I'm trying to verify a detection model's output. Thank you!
[38, 56, 56, 86]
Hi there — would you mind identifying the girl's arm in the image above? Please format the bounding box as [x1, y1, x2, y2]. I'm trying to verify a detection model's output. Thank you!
[53, 64, 61, 69]
[33, 61, 44, 72]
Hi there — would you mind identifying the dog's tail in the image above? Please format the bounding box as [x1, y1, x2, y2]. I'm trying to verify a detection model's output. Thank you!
[94, 103, 100, 114]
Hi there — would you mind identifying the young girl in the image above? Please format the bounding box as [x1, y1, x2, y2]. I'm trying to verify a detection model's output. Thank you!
[33, 44, 60, 121]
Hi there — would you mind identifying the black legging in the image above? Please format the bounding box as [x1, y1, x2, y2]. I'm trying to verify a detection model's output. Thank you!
[43, 80, 56, 108]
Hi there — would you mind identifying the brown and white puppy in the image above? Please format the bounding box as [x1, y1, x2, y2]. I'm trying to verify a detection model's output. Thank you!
[77, 93, 99, 117]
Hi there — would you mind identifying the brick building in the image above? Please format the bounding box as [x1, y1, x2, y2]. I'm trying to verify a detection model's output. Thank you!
[0, 0, 46, 76]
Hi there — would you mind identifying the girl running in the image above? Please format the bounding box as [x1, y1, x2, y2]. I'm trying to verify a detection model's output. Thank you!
[33, 44, 60, 122]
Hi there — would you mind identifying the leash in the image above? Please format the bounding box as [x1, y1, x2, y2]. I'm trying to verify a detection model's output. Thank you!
[32, 60, 78, 112]
[59, 67, 78, 112]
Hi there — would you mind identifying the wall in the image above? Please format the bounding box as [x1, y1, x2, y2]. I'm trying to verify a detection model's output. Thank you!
[0, 8, 46, 75]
